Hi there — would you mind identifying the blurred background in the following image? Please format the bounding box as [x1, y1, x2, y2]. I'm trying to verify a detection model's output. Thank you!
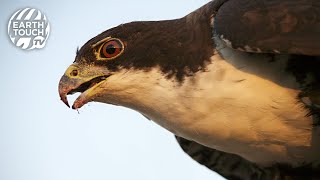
[0, 0, 224, 179]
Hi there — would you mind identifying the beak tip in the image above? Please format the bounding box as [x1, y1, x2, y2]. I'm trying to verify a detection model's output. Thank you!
[59, 91, 70, 108]
[59, 75, 73, 109]
[61, 97, 70, 108]
[65, 102, 71, 108]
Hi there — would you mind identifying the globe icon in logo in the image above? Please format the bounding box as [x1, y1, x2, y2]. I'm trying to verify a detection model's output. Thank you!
[8, 8, 50, 50]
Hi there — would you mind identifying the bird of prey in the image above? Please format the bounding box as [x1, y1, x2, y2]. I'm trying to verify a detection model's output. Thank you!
[58, 0, 320, 179]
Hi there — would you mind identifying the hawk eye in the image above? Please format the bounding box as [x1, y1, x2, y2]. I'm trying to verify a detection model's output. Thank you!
[100, 39, 124, 60]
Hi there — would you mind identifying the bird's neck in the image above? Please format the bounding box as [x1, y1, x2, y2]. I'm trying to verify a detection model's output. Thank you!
[97, 46, 320, 165]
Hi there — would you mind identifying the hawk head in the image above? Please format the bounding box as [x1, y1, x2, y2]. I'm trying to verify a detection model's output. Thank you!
[58, 9, 214, 109]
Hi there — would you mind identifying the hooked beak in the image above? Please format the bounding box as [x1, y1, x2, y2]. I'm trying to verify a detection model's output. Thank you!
[59, 75, 72, 108]
[58, 64, 111, 109]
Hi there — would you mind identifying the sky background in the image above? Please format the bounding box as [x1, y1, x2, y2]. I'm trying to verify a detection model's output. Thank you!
[0, 0, 224, 179]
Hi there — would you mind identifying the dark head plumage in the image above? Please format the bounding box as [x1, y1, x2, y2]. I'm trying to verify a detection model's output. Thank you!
[75, 18, 214, 82]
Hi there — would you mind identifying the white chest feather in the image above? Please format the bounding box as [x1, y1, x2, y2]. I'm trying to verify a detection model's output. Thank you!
[97, 44, 320, 166]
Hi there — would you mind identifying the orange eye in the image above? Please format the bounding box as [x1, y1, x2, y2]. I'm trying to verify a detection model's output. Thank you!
[100, 39, 124, 59]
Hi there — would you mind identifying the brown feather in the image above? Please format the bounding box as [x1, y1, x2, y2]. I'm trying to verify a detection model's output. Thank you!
[214, 0, 320, 56]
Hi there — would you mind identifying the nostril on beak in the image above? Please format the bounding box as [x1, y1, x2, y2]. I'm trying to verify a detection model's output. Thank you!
[70, 69, 78, 77]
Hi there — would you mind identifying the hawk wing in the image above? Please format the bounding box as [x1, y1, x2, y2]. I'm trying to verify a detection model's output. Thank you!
[176, 136, 320, 179]
[213, 0, 320, 56]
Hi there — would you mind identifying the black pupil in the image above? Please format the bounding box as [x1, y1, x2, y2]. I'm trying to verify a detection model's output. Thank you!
[106, 44, 116, 54]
